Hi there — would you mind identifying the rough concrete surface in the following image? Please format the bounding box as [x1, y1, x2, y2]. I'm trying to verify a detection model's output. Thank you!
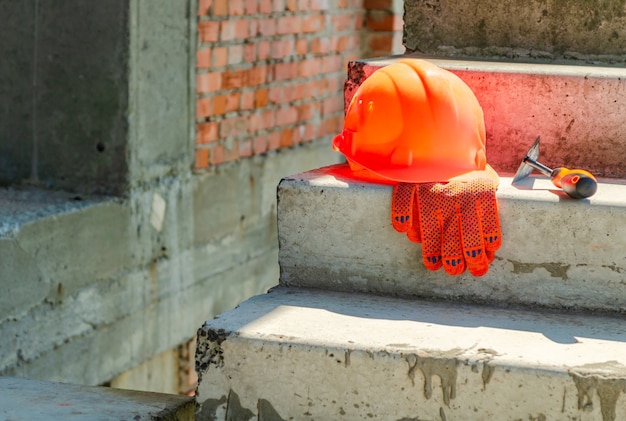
[403, 0, 626, 61]
[196, 287, 626, 421]
[0, 140, 340, 386]
[0, 377, 194, 420]
[0, 1, 130, 194]
[345, 56, 626, 177]
[278, 164, 626, 312]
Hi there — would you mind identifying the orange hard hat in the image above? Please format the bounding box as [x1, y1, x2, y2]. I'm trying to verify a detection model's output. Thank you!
[333, 59, 498, 184]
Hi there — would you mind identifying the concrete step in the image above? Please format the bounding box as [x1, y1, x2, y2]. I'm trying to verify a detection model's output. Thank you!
[195, 286, 626, 421]
[0, 377, 194, 420]
[345, 56, 626, 178]
[401, 0, 626, 61]
[278, 164, 626, 312]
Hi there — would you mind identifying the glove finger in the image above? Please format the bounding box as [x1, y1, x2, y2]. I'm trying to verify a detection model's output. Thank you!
[440, 201, 466, 276]
[477, 181, 502, 254]
[406, 189, 422, 243]
[391, 183, 415, 233]
[459, 181, 490, 277]
[417, 183, 443, 271]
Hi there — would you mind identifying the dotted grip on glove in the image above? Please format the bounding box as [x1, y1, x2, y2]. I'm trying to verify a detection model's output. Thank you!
[391, 179, 502, 277]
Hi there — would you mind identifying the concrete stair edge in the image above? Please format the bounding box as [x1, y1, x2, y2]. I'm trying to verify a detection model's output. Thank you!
[195, 286, 626, 421]
[277, 164, 626, 312]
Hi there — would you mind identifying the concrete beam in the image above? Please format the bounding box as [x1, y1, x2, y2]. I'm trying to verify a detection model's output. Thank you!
[196, 286, 626, 420]
[278, 164, 626, 312]
[0, 140, 339, 385]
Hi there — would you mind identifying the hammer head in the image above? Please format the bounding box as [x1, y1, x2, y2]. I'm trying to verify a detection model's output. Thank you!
[512, 136, 541, 184]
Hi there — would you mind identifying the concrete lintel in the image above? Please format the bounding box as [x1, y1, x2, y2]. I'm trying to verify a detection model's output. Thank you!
[278, 164, 626, 312]
[196, 286, 626, 420]
[0, 377, 194, 421]
[344, 55, 626, 178]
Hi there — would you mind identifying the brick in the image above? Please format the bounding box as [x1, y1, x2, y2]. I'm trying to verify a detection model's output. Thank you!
[220, 116, 249, 138]
[255, 88, 269, 108]
[309, 0, 330, 10]
[365, 11, 402, 31]
[228, 44, 244, 65]
[197, 72, 222, 93]
[245, 0, 259, 14]
[211, 95, 227, 115]
[198, 0, 213, 16]
[248, 66, 268, 86]
[273, 0, 287, 12]
[277, 15, 301, 35]
[286, 0, 299, 11]
[225, 93, 241, 113]
[272, 62, 297, 81]
[367, 33, 394, 52]
[198, 21, 219, 43]
[336, 35, 352, 51]
[213, 0, 228, 16]
[241, 90, 255, 110]
[258, 18, 277, 37]
[302, 14, 325, 32]
[253, 135, 268, 154]
[244, 44, 257, 63]
[297, 103, 314, 121]
[268, 131, 282, 150]
[221, 19, 248, 41]
[321, 55, 342, 73]
[271, 38, 296, 60]
[295, 38, 308, 56]
[213, 46, 228, 67]
[280, 128, 294, 147]
[321, 115, 342, 135]
[197, 122, 219, 143]
[248, 19, 259, 37]
[268, 86, 284, 104]
[310, 38, 329, 55]
[197, 48, 211, 68]
[261, 109, 276, 130]
[195, 147, 210, 168]
[322, 96, 343, 116]
[331, 14, 354, 32]
[298, 58, 322, 78]
[257, 41, 271, 60]
[210, 144, 224, 165]
[248, 110, 275, 133]
[259, 0, 273, 14]
[222, 69, 246, 89]
[276, 107, 298, 126]
[363, 0, 392, 10]
[229, 0, 245, 15]
[196, 97, 212, 120]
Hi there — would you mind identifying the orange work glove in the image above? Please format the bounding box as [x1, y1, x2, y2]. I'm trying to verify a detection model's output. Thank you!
[391, 179, 502, 277]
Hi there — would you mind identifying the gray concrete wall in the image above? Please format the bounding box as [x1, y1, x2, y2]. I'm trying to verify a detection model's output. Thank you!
[403, 0, 626, 63]
[0, 0, 340, 389]
[0, 0, 130, 194]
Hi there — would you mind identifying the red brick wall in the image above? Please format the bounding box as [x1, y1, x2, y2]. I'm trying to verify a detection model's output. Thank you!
[363, 0, 404, 57]
[195, 0, 402, 169]
[195, 0, 358, 168]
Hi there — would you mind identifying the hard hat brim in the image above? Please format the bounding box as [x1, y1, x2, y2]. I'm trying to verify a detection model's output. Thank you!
[360, 161, 500, 186]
